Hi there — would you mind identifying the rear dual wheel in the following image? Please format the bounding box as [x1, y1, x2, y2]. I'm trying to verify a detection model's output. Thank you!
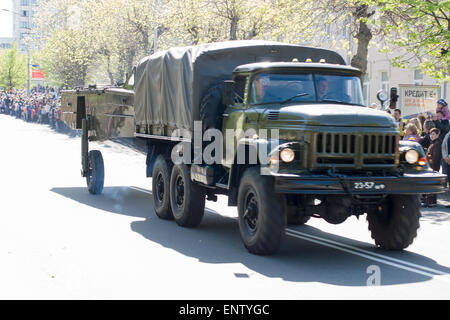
[152, 155, 174, 220]
[170, 164, 206, 227]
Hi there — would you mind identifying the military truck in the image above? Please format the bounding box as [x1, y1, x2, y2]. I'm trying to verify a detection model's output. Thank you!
[61, 40, 445, 255]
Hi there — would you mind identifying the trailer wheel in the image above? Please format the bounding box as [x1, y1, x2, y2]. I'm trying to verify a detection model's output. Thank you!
[237, 167, 286, 255]
[152, 155, 173, 220]
[367, 195, 421, 250]
[170, 164, 205, 227]
[86, 150, 104, 195]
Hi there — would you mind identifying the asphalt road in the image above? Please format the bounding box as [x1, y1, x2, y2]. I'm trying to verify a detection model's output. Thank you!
[1, 114, 450, 299]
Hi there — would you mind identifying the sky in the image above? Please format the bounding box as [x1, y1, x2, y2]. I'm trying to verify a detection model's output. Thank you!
[0, 0, 13, 38]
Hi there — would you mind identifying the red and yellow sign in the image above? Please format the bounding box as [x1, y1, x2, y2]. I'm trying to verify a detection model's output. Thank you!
[32, 68, 45, 80]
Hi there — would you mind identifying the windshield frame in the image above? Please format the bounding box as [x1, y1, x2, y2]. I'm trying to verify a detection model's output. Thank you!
[248, 69, 365, 107]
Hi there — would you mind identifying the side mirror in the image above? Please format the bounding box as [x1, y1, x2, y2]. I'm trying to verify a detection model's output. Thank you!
[222, 80, 236, 106]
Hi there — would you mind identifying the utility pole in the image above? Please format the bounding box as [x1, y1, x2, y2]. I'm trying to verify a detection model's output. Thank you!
[27, 2, 31, 96]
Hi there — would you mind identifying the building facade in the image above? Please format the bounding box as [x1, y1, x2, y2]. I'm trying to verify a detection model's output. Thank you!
[0, 37, 14, 50]
[12, 0, 38, 52]
[364, 46, 449, 112]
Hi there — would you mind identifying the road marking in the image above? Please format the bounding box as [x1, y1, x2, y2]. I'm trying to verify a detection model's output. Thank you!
[127, 185, 450, 284]
[128, 186, 152, 195]
[286, 230, 450, 284]
[286, 228, 447, 276]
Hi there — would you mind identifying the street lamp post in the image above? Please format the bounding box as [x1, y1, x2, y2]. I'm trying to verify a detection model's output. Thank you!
[153, 0, 158, 53]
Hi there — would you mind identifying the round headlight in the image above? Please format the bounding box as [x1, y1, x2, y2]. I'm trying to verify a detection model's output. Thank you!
[280, 148, 295, 163]
[405, 150, 419, 164]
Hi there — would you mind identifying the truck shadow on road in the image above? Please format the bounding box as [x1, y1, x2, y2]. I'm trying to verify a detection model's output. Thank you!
[51, 186, 450, 288]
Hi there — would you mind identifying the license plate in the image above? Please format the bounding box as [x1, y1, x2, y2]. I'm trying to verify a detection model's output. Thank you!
[352, 181, 386, 191]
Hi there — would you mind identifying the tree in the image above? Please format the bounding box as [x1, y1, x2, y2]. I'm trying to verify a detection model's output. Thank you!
[369, 0, 450, 82]
[0, 43, 27, 90]
[40, 28, 96, 87]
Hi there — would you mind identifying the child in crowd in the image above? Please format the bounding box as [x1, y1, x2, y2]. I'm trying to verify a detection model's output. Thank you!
[402, 123, 420, 142]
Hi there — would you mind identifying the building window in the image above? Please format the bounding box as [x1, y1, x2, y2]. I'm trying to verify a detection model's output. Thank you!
[20, 21, 29, 29]
[21, 0, 29, 6]
[381, 72, 389, 93]
[363, 73, 370, 106]
[22, 10, 28, 17]
[414, 69, 424, 86]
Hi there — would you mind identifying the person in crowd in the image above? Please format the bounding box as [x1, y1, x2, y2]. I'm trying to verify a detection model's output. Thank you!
[441, 129, 450, 189]
[436, 99, 449, 120]
[418, 114, 426, 132]
[433, 110, 450, 140]
[419, 120, 436, 152]
[408, 117, 422, 136]
[393, 108, 406, 137]
[402, 123, 420, 142]
[423, 128, 442, 207]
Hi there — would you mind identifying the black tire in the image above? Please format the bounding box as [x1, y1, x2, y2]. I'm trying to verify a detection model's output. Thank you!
[152, 155, 174, 220]
[237, 167, 286, 255]
[170, 164, 206, 227]
[367, 195, 421, 250]
[286, 206, 311, 225]
[86, 150, 104, 195]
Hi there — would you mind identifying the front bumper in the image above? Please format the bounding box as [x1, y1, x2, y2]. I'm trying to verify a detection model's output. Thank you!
[273, 171, 446, 195]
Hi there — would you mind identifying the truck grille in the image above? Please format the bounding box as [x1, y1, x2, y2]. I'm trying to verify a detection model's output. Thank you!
[315, 132, 398, 168]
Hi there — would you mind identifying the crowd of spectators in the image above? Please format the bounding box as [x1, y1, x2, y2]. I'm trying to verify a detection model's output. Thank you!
[391, 98, 450, 207]
[0, 86, 67, 132]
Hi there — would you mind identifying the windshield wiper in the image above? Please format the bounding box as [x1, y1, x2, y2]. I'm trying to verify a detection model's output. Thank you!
[280, 93, 310, 104]
[320, 99, 365, 106]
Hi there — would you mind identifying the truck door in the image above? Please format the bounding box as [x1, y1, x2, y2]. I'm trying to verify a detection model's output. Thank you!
[222, 75, 248, 169]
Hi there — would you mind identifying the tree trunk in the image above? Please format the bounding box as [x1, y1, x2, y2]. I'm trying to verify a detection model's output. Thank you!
[351, 19, 372, 76]
[350, 5, 373, 77]
[230, 16, 239, 40]
[106, 55, 115, 85]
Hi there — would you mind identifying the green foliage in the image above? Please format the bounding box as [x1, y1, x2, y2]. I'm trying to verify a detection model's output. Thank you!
[40, 28, 96, 88]
[366, 0, 450, 82]
[30, 0, 448, 86]
[0, 43, 27, 90]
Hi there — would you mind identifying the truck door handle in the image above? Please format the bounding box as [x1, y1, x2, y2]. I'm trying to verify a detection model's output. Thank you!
[222, 113, 229, 117]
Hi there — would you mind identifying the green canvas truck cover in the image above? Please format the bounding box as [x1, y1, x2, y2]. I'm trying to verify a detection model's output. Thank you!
[134, 40, 346, 134]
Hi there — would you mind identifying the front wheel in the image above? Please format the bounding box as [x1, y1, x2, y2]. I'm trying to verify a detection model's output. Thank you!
[367, 195, 421, 250]
[237, 167, 286, 255]
[86, 150, 104, 195]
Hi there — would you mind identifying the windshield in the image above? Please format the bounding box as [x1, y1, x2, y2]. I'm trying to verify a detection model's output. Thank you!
[250, 72, 364, 106]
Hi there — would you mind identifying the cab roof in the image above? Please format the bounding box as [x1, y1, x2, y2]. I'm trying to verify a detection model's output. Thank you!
[234, 62, 361, 75]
